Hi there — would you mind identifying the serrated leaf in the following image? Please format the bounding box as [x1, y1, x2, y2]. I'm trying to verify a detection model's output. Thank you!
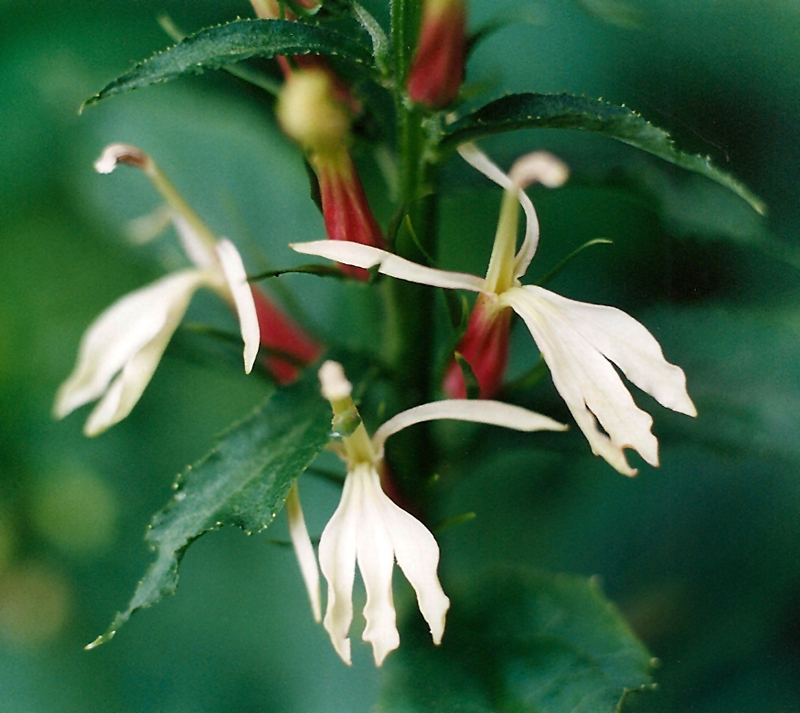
[440, 92, 765, 215]
[83, 18, 374, 109]
[87, 372, 331, 648]
[379, 568, 653, 713]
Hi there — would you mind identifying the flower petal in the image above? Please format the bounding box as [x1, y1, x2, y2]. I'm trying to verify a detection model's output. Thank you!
[355, 465, 401, 666]
[54, 270, 208, 430]
[172, 213, 219, 271]
[456, 143, 554, 280]
[521, 287, 697, 417]
[376, 480, 450, 647]
[372, 400, 567, 460]
[511, 185, 542, 280]
[457, 142, 517, 192]
[285, 482, 321, 622]
[319, 469, 360, 665]
[502, 286, 661, 475]
[291, 241, 486, 292]
[215, 239, 260, 373]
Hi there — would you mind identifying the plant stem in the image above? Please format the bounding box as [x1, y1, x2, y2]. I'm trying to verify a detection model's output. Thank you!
[385, 0, 440, 495]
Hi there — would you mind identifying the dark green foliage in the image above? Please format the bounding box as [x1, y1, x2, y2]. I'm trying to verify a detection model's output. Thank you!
[86, 373, 331, 648]
[380, 568, 654, 713]
[441, 92, 764, 214]
[83, 18, 375, 109]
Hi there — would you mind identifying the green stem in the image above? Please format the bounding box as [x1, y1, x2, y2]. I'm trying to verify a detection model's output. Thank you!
[391, 0, 421, 87]
[384, 0, 440, 496]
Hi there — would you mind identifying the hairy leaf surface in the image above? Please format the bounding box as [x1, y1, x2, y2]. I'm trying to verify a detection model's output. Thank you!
[83, 19, 374, 108]
[441, 92, 764, 214]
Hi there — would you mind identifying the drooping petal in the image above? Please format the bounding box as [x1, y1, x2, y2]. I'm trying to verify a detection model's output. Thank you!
[457, 142, 516, 192]
[520, 287, 697, 417]
[54, 270, 208, 432]
[319, 470, 360, 665]
[372, 398, 567, 460]
[457, 143, 563, 280]
[509, 152, 570, 190]
[215, 239, 260, 373]
[291, 241, 486, 292]
[502, 286, 662, 476]
[83, 314, 182, 437]
[95, 143, 220, 270]
[354, 465, 401, 666]
[375, 478, 450, 647]
[509, 152, 568, 277]
[285, 482, 321, 622]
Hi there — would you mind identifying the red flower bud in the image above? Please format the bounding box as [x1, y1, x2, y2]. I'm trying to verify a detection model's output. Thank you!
[443, 296, 512, 398]
[278, 70, 385, 279]
[313, 152, 385, 279]
[407, 0, 467, 108]
[250, 286, 321, 383]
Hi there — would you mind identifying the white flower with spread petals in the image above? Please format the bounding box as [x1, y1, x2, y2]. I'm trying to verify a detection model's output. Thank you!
[304, 361, 566, 666]
[54, 144, 259, 436]
[293, 145, 696, 476]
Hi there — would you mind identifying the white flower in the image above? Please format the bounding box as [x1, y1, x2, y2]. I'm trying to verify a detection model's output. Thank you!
[54, 144, 259, 436]
[292, 145, 696, 476]
[306, 361, 566, 665]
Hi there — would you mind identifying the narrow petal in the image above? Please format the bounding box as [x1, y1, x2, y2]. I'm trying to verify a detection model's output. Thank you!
[456, 143, 550, 280]
[355, 465, 401, 666]
[521, 287, 696, 417]
[291, 241, 486, 292]
[502, 286, 660, 475]
[94, 143, 150, 174]
[83, 312, 181, 437]
[372, 400, 567, 460]
[375, 480, 450, 647]
[215, 239, 260, 373]
[511, 186, 541, 280]
[172, 213, 219, 271]
[508, 153, 567, 277]
[54, 270, 207, 424]
[285, 482, 321, 622]
[319, 472, 360, 665]
[509, 152, 570, 190]
[95, 143, 219, 269]
[457, 142, 516, 192]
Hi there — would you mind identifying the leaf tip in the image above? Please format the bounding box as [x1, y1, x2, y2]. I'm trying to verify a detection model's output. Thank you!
[78, 96, 97, 114]
[84, 629, 115, 650]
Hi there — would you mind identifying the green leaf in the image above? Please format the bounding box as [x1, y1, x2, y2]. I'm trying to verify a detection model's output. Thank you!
[82, 18, 375, 109]
[86, 372, 332, 649]
[350, 0, 390, 74]
[380, 568, 654, 713]
[440, 92, 765, 215]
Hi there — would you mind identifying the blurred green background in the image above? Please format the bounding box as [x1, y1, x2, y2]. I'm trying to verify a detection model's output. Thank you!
[1, 0, 799, 711]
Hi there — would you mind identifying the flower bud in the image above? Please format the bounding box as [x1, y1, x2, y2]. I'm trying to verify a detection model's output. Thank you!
[251, 286, 321, 384]
[443, 296, 512, 399]
[407, 0, 467, 108]
[278, 70, 385, 277]
[277, 69, 352, 155]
